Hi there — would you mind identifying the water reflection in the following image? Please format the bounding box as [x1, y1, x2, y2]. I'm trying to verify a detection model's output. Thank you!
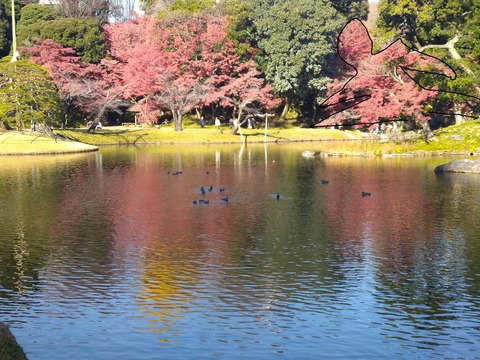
[0, 145, 479, 359]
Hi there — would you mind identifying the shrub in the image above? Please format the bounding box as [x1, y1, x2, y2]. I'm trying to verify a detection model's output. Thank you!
[17, 9, 106, 64]
[0, 58, 63, 129]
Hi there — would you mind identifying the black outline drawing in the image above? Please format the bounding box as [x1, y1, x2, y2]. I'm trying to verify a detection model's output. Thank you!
[312, 18, 480, 128]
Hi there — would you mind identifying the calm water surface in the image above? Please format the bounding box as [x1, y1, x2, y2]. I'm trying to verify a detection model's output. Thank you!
[0, 143, 479, 359]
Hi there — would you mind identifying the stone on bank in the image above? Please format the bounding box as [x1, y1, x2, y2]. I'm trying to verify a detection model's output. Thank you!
[434, 159, 480, 173]
[0, 322, 27, 359]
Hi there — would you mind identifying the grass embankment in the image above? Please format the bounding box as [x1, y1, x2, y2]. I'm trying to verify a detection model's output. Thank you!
[59, 120, 480, 156]
[410, 120, 480, 154]
[382, 119, 480, 156]
[58, 125, 357, 145]
[0, 131, 98, 155]
[2, 120, 480, 156]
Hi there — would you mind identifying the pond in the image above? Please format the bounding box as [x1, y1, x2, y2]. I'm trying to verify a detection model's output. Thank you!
[0, 143, 479, 359]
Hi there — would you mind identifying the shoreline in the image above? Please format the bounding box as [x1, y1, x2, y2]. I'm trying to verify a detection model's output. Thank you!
[0, 131, 98, 155]
[1, 123, 479, 157]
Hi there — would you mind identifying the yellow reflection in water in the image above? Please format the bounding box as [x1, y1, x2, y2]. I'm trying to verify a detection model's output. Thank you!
[0, 153, 96, 171]
[136, 244, 201, 343]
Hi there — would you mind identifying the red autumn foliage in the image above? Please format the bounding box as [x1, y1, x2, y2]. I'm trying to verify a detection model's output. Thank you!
[24, 14, 277, 129]
[25, 39, 127, 123]
[104, 14, 277, 130]
[316, 19, 455, 130]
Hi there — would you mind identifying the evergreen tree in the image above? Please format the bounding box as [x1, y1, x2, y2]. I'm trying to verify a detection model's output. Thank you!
[222, 0, 256, 60]
[376, 0, 480, 124]
[17, 3, 58, 27]
[17, 6, 107, 64]
[251, 0, 346, 122]
[331, 0, 368, 20]
[0, 59, 63, 129]
[222, 0, 368, 122]
[377, 0, 472, 47]
[0, 2, 10, 57]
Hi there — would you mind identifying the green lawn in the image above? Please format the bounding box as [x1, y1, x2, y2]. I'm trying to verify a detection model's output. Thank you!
[58, 125, 358, 145]
[2, 120, 480, 156]
[0, 131, 98, 155]
[409, 119, 480, 154]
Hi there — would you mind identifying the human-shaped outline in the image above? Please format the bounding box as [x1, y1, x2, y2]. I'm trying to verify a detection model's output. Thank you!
[312, 18, 480, 128]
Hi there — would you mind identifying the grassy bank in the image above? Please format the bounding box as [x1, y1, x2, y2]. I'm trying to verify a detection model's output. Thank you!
[58, 125, 358, 145]
[0, 131, 98, 155]
[314, 120, 480, 156]
[58, 120, 480, 156]
[2, 120, 480, 156]
[409, 119, 480, 154]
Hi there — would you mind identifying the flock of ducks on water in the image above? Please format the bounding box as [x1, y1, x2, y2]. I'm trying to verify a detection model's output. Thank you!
[168, 170, 372, 205]
[192, 185, 229, 205]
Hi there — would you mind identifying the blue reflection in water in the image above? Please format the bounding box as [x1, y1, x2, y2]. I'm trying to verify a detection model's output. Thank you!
[0, 146, 479, 360]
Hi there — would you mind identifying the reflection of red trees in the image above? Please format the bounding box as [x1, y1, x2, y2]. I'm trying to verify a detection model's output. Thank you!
[49, 149, 472, 315]
[322, 158, 437, 267]
[319, 157, 473, 313]
[50, 149, 256, 268]
[319, 158, 474, 314]
[103, 150, 271, 329]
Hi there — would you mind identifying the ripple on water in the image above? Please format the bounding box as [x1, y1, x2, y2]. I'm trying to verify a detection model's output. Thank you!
[2, 150, 480, 360]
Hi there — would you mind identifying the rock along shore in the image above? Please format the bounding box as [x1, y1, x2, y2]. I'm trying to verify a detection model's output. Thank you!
[0, 323, 28, 359]
[434, 159, 480, 173]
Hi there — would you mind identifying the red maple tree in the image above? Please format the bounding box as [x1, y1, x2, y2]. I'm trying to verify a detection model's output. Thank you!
[25, 39, 127, 124]
[104, 14, 277, 130]
[25, 14, 278, 130]
[316, 19, 455, 138]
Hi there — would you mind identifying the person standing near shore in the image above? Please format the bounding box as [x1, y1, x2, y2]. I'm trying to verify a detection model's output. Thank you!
[215, 117, 221, 129]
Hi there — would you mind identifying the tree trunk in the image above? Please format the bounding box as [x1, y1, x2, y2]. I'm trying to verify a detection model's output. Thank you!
[231, 105, 244, 136]
[279, 98, 291, 123]
[418, 114, 435, 142]
[311, 90, 318, 124]
[94, 105, 107, 123]
[230, 107, 239, 134]
[236, 105, 244, 124]
[210, 103, 218, 120]
[173, 109, 183, 131]
[454, 102, 464, 125]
